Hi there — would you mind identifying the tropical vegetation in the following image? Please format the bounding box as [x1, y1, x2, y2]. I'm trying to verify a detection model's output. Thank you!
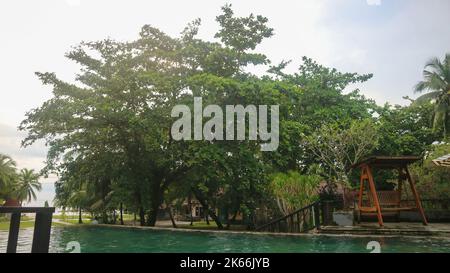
[414, 54, 450, 138]
[0, 154, 42, 205]
[14, 5, 449, 229]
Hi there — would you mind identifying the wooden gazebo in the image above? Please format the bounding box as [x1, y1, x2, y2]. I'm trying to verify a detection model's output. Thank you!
[352, 156, 428, 227]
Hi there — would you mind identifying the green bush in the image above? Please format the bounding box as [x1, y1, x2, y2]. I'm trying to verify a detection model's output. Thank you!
[270, 171, 321, 215]
[411, 144, 450, 199]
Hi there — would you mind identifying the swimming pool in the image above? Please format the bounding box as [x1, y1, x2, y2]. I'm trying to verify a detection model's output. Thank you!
[1, 225, 450, 253]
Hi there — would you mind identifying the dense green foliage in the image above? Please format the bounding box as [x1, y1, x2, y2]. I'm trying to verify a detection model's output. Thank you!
[271, 171, 321, 215]
[18, 5, 449, 228]
[411, 144, 450, 199]
[0, 154, 16, 190]
[305, 119, 380, 186]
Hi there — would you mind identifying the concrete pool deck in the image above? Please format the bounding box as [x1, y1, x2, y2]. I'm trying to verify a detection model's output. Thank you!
[319, 222, 450, 237]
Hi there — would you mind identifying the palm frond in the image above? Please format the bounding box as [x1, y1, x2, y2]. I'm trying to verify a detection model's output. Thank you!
[414, 81, 429, 93]
[425, 57, 445, 75]
[426, 71, 447, 91]
[90, 199, 104, 210]
[443, 53, 450, 70]
[414, 91, 441, 105]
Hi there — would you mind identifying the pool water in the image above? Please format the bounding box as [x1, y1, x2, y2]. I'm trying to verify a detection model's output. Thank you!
[1, 226, 450, 253]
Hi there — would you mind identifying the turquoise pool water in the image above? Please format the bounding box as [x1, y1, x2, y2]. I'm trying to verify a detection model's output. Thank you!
[1, 225, 450, 253]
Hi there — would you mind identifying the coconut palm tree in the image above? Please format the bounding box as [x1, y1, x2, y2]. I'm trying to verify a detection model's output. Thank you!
[0, 154, 18, 201]
[414, 53, 450, 138]
[68, 189, 88, 224]
[0, 154, 17, 188]
[16, 168, 42, 204]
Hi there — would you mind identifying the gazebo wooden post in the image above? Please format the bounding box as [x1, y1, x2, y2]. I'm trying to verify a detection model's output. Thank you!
[395, 168, 405, 222]
[358, 164, 384, 227]
[358, 167, 366, 209]
[404, 166, 428, 225]
[397, 168, 403, 201]
[356, 167, 368, 224]
[365, 165, 384, 227]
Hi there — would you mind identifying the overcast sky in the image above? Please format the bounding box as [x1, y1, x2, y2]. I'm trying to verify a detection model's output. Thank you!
[1, 0, 450, 205]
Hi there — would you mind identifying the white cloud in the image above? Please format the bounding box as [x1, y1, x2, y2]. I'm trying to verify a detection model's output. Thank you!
[0, 122, 54, 183]
[366, 0, 381, 6]
[65, 0, 81, 7]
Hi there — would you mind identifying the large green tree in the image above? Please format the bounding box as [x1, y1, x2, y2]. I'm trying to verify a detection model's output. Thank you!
[21, 4, 276, 227]
[376, 102, 438, 157]
[265, 57, 378, 172]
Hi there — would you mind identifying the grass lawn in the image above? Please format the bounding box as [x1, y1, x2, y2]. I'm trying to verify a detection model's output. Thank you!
[53, 213, 92, 224]
[53, 214, 90, 220]
[0, 215, 34, 222]
[178, 221, 218, 230]
[122, 214, 135, 221]
[53, 213, 134, 224]
[0, 220, 67, 230]
[62, 218, 92, 224]
[0, 220, 35, 230]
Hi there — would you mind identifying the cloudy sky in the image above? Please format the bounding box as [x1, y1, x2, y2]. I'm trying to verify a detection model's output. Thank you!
[1, 0, 449, 204]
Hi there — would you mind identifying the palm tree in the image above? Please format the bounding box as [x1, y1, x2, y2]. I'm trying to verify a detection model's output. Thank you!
[414, 53, 450, 138]
[0, 154, 18, 201]
[16, 168, 42, 204]
[68, 189, 88, 224]
[0, 154, 17, 187]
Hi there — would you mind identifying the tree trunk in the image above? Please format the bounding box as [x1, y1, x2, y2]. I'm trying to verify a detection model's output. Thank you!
[228, 210, 238, 229]
[139, 206, 145, 226]
[225, 207, 231, 230]
[147, 208, 158, 226]
[147, 199, 162, 226]
[204, 205, 210, 225]
[444, 112, 447, 138]
[192, 189, 223, 229]
[146, 198, 161, 226]
[246, 209, 256, 230]
[78, 207, 83, 224]
[120, 202, 124, 225]
[168, 205, 177, 228]
[146, 185, 164, 226]
[112, 209, 116, 224]
[207, 208, 223, 229]
[188, 195, 194, 226]
[102, 210, 108, 224]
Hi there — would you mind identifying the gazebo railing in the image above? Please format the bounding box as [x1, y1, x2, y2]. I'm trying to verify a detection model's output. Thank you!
[0, 207, 55, 253]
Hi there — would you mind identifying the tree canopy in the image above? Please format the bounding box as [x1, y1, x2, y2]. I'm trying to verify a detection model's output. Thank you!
[18, 5, 448, 228]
